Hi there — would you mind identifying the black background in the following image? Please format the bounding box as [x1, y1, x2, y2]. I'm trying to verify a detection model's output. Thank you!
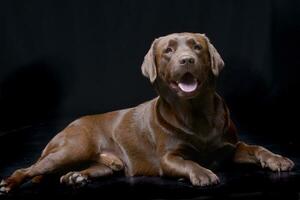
[0, 0, 300, 144]
[0, 1, 300, 199]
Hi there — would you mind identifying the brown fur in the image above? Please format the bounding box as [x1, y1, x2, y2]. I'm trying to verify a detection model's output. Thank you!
[0, 33, 294, 193]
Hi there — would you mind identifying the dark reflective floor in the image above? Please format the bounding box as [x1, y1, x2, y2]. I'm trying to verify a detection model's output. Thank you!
[0, 121, 299, 200]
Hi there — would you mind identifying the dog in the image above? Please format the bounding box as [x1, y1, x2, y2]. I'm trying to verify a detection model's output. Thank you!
[0, 32, 294, 193]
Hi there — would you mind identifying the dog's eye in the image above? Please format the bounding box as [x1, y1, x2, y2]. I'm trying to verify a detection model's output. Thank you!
[194, 44, 202, 51]
[164, 47, 173, 54]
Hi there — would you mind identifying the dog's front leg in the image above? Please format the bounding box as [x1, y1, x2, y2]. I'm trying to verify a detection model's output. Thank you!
[234, 142, 294, 171]
[160, 152, 219, 186]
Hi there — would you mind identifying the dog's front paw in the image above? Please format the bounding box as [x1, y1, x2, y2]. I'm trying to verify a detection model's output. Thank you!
[60, 172, 90, 187]
[188, 168, 220, 187]
[260, 154, 294, 172]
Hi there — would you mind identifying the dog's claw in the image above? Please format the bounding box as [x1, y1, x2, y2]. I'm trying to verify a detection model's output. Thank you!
[260, 154, 295, 172]
[0, 187, 7, 193]
[0, 179, 14, 194]
[189, 168, 220, 187]
[0, 180, 6, 187]
[60, 172, 90, 187]
[0, 180, 7, 194]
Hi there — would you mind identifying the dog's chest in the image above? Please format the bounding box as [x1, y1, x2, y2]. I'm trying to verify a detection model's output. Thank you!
[187, 112, 226, 147]
[186, 126, 224, 151]
[178, 126, 234, 168]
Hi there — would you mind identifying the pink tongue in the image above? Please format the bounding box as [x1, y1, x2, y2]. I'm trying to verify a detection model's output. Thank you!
[178, 74, 198, 92]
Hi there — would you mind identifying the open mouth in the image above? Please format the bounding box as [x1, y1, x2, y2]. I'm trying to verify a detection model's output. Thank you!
[171, 72, 199, 94]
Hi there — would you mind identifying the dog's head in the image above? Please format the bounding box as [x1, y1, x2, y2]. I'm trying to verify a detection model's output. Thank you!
[141, 33, 224, 99]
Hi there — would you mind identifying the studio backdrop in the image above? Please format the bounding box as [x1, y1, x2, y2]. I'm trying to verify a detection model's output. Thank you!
[0, 0, 299, 145]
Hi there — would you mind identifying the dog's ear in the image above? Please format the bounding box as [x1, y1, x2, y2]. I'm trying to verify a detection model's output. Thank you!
[141, 38, 159, 83]
[202, 34, 225, 76]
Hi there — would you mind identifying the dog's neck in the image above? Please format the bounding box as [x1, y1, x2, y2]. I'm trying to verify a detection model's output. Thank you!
[157, 90, 218, 133]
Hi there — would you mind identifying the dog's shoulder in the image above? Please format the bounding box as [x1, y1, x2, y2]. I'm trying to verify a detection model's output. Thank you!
[215, 93, 238, 145]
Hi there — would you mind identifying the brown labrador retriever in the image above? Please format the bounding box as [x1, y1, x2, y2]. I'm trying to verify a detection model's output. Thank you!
[0, 32, 294, 193]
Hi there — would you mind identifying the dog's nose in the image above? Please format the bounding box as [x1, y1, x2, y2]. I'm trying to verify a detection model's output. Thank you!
[179, 56, 195, 65]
